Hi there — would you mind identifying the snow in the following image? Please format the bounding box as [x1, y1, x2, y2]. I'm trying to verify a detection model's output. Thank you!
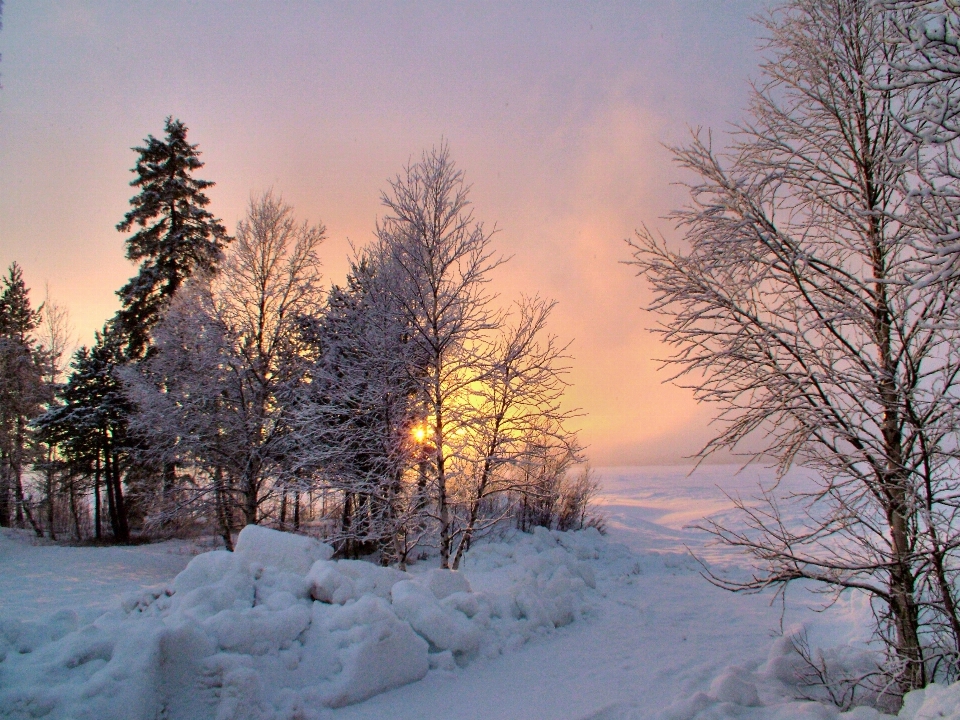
[0, 522, 597, 718]
[0, 465, 958, 720]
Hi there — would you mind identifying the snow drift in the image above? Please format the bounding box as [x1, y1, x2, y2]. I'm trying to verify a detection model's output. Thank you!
[657, 630, 960, 720]
[0, 524, 599, 720]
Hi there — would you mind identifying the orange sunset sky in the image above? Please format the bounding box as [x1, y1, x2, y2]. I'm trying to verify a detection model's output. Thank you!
[0, 1, 766, 465]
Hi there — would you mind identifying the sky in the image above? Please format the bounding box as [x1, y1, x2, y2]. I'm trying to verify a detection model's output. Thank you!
[0, 1, 767, 466]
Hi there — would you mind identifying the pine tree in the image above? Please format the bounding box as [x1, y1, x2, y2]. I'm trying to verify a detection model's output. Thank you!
[36, 326, 132, 540]
[0, 263, 48, 529]
[115, 117, 230, 359]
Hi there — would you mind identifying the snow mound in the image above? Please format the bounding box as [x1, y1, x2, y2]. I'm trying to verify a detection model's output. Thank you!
[656, 629, 960, 720]
[0, 524, 600, 720]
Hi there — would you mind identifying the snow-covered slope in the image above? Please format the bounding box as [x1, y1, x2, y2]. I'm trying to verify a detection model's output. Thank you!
[0, 466, 957, 719]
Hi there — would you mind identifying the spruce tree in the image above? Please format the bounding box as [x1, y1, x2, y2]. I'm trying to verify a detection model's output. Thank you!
[0, 263, 47, 528]
[37, 325, 132, 540]
[115, 117, 230, 359]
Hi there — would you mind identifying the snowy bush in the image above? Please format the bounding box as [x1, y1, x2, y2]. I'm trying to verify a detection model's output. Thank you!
[0, 524, 601, 720]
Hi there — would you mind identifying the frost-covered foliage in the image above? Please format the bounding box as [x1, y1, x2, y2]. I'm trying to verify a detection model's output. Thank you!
[126, 191, 325, 542]
[109, 147, 587, 567]
[0, 524, 601, 719]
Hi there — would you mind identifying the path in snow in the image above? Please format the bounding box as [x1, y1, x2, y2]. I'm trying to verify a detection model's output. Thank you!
[331, 465, 860, 719]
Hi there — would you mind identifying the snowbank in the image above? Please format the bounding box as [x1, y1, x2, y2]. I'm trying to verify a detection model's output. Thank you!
[658, 630, 960, 720]
[0, 524, 600, 720]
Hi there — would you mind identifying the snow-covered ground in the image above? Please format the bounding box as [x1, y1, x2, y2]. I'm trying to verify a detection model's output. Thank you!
[0, 466, 957, 719]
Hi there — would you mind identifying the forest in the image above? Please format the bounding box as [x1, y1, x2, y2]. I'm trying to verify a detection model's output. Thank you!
[0, 131, 597, 571]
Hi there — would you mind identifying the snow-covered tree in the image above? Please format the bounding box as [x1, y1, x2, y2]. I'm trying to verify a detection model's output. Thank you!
[375, 144, 504, 568]
[629, 0, 960, 692]
[129, 191, 324, 535]
[115, 117, 230, 360]
[876, 2, 960, 284]
[290, 250, 425, 564]
[0, 263, 50, 531]
[37, 326, 133, 541]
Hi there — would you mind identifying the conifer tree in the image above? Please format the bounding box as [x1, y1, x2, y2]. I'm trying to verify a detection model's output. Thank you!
[0, 263, 48, 528]
[115, 117, 230, 359]
[37, 326, 132, 540]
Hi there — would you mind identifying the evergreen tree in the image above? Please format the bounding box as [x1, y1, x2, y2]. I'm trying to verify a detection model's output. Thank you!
[36, 325, 132, 540]
[115, 117, 230, 359]
[0, 263, 48, 529]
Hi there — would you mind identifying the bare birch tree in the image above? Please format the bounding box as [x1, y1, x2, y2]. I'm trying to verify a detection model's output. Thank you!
[33, 294, 72, 540]
[628, 0, 960, 693]
[376, 144, 504, 568]
[450, 296, 582, 568]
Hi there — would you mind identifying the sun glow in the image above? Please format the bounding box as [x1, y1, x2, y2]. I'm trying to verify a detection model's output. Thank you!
[411, 423, 434, 444]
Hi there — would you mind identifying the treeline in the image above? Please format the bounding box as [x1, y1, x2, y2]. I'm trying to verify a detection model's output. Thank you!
[2, 120, 596, 567]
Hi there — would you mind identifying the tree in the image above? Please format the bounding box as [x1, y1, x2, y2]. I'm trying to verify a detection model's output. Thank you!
[36, 326, 133, 541]
[0, 263, 48, 530]
[628, 0, 960, 694]
[376, 144, 504, 568]
[290, 249, 426, 564]
[876, 3, 960, 285]
[451, 296, 582, 568]
[115, 117, 230, 359]
[128, 191, 324, 534]
[123, 281, 239, 545]
[32, 293, 72, 540]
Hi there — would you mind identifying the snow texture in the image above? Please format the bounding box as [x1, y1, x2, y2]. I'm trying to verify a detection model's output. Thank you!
[0, 524, 596, 719]
[4, 466, 960, 719]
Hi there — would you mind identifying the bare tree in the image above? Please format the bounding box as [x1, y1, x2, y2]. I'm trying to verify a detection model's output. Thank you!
[450, 296, 582, 568]
[34, 293, 73, 540]
[376, 144, 505, 568]
[628, 0, 960, 693]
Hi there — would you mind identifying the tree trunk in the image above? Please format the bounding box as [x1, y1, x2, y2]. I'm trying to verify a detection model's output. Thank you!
[45, 455, 56, 541]
[103, 445, 119, 539]
[0, 450, 10, 527]
[69, 478, 82, 540]
[13, 469, 25, 528]
[110, 447, 129, 542]
[242, 470, 259, 526]
[13, 416, 26, 527]
[435, 404, 451, 569]
[340, 492, 354, 558]
[94, 454, 102, 541]
[873, 230, 925, 692]
[214, 466, 233, 551]
[293, 490, 301, 531]
[162, 461, 177, 507]
[453, 456, 493, 570]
